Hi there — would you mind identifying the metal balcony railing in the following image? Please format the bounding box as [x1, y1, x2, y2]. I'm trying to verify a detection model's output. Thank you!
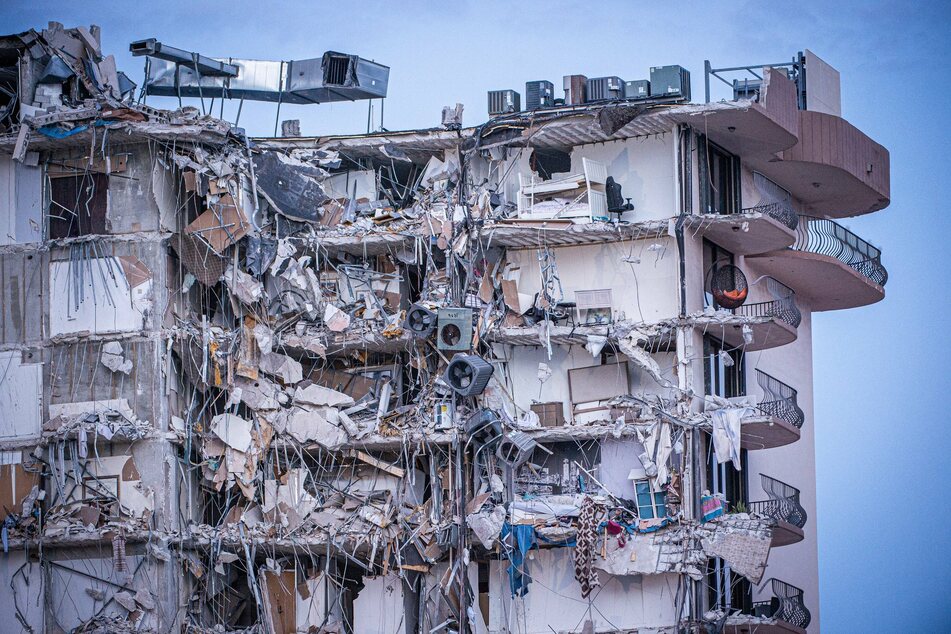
[741, 201, 799, 231]
[734, 277, 802, 328]
[755, 370, 804, 429]
[793, 215, 888, 286]
[751, 579, 812, 629]
[748, 474, 807, 529]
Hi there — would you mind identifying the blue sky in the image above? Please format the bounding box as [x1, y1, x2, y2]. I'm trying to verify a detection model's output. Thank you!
[2, 1, 949, 630]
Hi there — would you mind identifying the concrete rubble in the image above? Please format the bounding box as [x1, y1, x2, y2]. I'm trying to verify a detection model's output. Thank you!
[0, 21, 827, 634]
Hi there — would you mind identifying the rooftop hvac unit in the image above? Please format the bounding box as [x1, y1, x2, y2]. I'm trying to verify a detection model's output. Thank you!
[586, 76, 624, 102]
[444, 355, 494, 397]
[488, 89, 520, 115]
[526, 80, 555, 109]
[404, 304, 437, 338]
[563, 74, 588, 105]
[574, 289, 613, 324]
[649, 65, 691, 100]
[624, 79, 651, 99]
[733, 78, 763, 101]
[437, 308, 473, 351]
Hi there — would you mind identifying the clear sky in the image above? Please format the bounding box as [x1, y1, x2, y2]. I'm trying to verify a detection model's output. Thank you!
[3, 1, 949, 630]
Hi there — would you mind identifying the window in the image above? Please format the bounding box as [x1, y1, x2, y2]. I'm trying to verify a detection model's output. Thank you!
[634, 479, 667, 519]
[704, 336, 745, 399]
[48, 171, 108, 238]
[699, 137, 740, 215]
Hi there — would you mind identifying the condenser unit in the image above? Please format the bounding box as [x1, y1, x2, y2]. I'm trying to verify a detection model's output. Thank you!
[585, 76, 624, 102]
[526, 80, 555, 109]
[649, 65, 691, 100]
[437, 308, 473, 351]
[444, 355, 494, 397]
[624, 79, 651, 99]
[488, 89, 520, 115]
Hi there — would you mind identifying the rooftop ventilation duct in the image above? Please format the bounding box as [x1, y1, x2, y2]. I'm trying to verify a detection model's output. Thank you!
[132, 40, 388, 104]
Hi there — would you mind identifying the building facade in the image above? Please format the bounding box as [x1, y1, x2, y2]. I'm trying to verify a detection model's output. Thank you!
[0, 23, 887, 634]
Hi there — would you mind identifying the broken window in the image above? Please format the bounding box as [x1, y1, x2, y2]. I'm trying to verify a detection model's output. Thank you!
[633, 479, 667, 519]
[47, 171, 108, 238]
[699, 136, 740, 215]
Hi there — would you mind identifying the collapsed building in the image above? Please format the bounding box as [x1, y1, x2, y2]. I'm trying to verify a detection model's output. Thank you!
[0, 23, 890, 634]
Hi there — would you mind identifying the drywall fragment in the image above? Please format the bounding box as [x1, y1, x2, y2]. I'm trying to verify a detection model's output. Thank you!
[211, 413, 253, 452]
[294, 383, 355, 408]
[234, 376, 282, 411]
[224, 265, 264, 305]
[285, 408, 348, 448]
[467, 505, 506, 549]
[259, 352, 303, 384]
[134, 588, 156, 611]
[114, 591, 137, 612]
[100, 341, 133, 374]
[323, 303, 350, 331]
[617, 331, 671, 388]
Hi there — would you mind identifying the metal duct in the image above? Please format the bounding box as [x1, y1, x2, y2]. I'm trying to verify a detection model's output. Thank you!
[135, 43, 389, 104]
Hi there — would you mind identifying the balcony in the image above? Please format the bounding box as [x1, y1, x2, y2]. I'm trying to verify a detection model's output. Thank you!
[748, 475, 806, 547]
[747, 215, 887, 311]
[688, 202, 798, 256]
[749, 109, 890, 218]
[706, 277, 801, 351]
[741, 371, 804, 450]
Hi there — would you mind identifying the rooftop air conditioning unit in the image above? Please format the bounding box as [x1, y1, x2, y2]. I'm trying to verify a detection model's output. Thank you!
[649, 65, 691, 100]
[526, 80, 555, 109]
[586, 76, 624, 102]
[488, 89, 520, 115]
[624, 79, 651, 99]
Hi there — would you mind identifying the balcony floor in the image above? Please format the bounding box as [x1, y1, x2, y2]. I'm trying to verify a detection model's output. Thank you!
[741, 414, 801, 450]
[771, 520, 805, 547]
[687, 213, 797, 255]
[747, 248, 885, 311]
[725, 620, 806, 634]
[694, 314, 798, 352]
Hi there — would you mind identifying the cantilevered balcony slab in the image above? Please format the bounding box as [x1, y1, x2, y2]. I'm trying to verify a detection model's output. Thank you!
[686, 205, 797, 255]
[741, 413, 800, 451]
[693, 313, 797, 352]
[747, 216, 886, 311]
[677, 68, 800, 158]
[724, 619, 806, 634]
[750, 109, 890, 217]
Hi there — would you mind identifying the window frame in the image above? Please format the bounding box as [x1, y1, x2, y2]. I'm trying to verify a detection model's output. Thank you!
[634, 478, 667, 519]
